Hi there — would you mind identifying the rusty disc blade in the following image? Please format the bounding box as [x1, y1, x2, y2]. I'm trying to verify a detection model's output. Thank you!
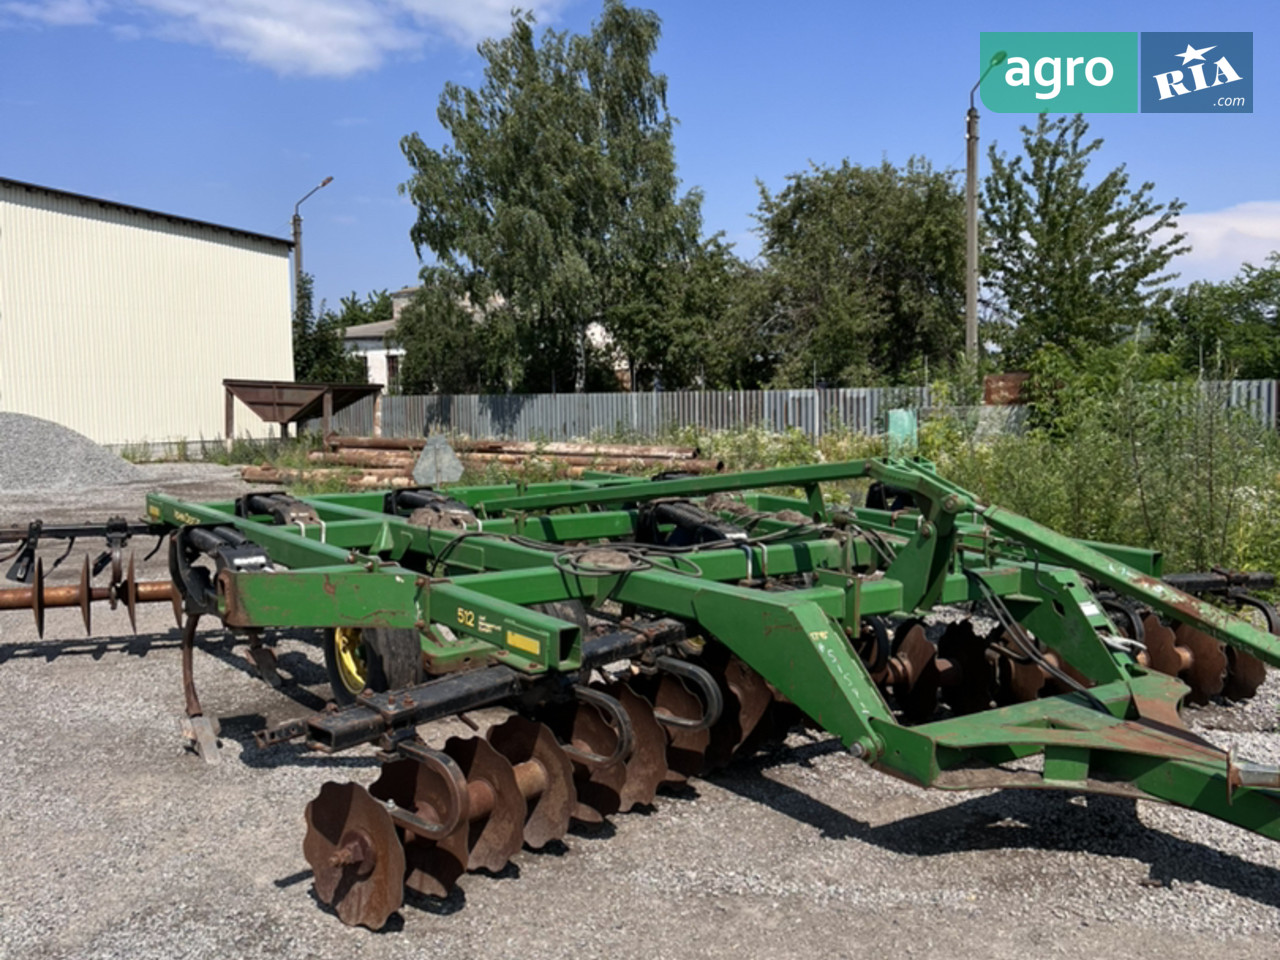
[697, 646, 743, 770]
[891, 620, 941, 724]
[737, 682, 804, 755]
[487, 716, 576, 849]
[857, 617, 892, 681]
[991, 628, 1045, 704]
[649, 672, 711, 784]
[1043, 650, 1093, 696]
[1141, 615, 1184, 678]
[33, 557, 45, 638]
[1224, 647, 1268, 701]
[937, 620, 994, 715]
[125, 552, 138, 633]
[1004, 657, 1046, 702]
[443, 736, 525, 872]
[170, 574, 184, 627]
[564, 700, 627, 823]
[79, 555, 92, 635]
[1174, 622, 1227, 705]
[369, 757, 470, 899]
[303, 781, 405, 929]
[723, 653, 773, 752]
[369, 756, 419, 810]
[602, 682, 667, 810]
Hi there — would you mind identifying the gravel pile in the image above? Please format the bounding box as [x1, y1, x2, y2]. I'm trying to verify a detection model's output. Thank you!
[0, 412, 141, 492]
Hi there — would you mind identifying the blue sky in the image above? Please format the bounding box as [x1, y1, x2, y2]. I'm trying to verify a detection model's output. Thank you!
[2, 0, 1276, 314]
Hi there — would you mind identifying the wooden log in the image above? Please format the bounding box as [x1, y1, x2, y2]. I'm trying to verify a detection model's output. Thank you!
[241, 465, 410, 485]
[457, 453, 721, 473]
[328, 434, 699, 460]
[242, 465, 290, 483]
[326, 433, 426, 452]
[348, 474, 417, 489]
[307, 450, 416, 468]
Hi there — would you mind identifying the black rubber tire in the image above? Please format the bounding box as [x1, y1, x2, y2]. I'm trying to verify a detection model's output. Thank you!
[323, 627, 425, 705]
[365, 627, 425, 692]
[532, 600, 589, 631]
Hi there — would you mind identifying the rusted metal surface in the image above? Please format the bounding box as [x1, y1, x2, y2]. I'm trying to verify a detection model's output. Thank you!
[645, 672, 711, 784]
[888, 620, 942, 724]
[369, 754, 470, 898]
[179, 615, 203, 720]
[303, 781, 406, 929]
[937, 621, 995, 715]
[1225, 647, 1268, 700]
[982, 372, 1030, 405]
[0, 559, 180, 637]
[487, 716, 576, 847]
[601, 681, 668, 809]
[443, 736, 525, 872]
[1173, 623, 1229, 705]
[562, 698, 627, 823]
[223, 379, 383, 425]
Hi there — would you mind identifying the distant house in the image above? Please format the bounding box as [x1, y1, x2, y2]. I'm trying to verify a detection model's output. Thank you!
[343, 286, 417, 394]
[343, 287, 632, 393]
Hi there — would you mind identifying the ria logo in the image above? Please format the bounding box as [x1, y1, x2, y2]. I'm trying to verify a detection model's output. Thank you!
[1152, 43, 1242, 100]
[1140, 33, 1252, 112]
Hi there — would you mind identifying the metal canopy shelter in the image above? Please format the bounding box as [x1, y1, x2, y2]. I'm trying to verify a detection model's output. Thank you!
[223, 379, 382, 441]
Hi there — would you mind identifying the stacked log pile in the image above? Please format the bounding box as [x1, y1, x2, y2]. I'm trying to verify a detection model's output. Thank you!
[241, 435, 721, 487]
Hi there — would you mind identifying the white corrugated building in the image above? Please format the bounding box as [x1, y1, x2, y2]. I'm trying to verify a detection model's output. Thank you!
[0, 177, 293, 446]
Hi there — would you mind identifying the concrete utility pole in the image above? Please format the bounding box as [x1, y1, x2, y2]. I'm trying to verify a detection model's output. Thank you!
[292, 176, 334, 298]
[966, 52, 1005, 365]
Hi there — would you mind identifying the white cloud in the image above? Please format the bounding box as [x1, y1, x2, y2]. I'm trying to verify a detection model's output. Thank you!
[394, 0, 558, 47]
[1, 0, 571, 76]
[1170, 201, 1280, 282]
[2, 0, 107, 25]
[139, 0, 418, 75]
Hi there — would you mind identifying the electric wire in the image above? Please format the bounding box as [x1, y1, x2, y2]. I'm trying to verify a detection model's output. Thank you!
[963, 567, 1111, 714]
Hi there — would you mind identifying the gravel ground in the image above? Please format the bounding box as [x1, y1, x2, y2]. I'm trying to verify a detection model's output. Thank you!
[3, 465, 1280, 960]
[0, 414, 141, 492]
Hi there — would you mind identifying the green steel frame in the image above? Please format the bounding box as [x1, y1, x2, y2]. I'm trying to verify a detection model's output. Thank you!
[148, 458, 1280, 841]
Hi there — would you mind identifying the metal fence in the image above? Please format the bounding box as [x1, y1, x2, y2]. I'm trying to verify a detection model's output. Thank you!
[1219, 379, 1279, 427]
[309, 380, 1279, 442]
[318, 387, 932, 441]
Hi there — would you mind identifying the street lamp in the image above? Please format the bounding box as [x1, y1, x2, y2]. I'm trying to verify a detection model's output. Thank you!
[965, 51, 1005, 365]
[292, 176, 334, 297]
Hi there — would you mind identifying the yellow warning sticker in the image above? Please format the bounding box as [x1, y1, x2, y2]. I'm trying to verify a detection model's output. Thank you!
[506, 631, 542, 656]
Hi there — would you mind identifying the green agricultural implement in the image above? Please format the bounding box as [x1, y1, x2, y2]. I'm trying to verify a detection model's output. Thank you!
[5, 457, 1280, 929]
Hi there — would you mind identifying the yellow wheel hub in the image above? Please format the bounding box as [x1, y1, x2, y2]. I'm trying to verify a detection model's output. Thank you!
[333, 627, 369, 695]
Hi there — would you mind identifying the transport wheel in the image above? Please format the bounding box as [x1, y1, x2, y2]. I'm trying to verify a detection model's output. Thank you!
[324, 626, 425, 705]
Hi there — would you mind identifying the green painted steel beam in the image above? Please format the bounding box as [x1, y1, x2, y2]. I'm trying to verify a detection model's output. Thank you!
[982, 504, 1280, 667]
[474, 461, 873, 513]
[147, 493, 358, 569]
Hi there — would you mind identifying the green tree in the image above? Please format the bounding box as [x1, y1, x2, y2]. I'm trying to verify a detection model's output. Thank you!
[333, 289, 393, 328]
[397, 270, 520, 394]
[983, 114, 1187, 367]
[292, 274, 372, 383]
[749, 158, 966, 387]
[1155, 252, 1280, 378]
[398, 1, 708, 393]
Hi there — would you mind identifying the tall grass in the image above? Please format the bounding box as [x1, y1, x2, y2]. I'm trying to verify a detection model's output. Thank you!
[651, 380, 1280, 575]
[919, 380, 1279, 574]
